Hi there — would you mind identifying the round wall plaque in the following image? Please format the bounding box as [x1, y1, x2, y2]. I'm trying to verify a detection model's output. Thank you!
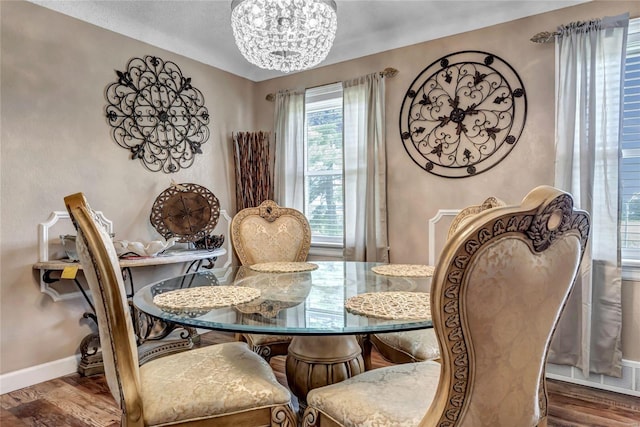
[150, 183, 220, 243]
[399, 51, 527, 178]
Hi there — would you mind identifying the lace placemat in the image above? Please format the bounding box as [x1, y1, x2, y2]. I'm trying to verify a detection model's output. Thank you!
[345, 291, 431, 320]
[249, 261, 319, 273]
[153, 286, 260, 311]
[372, 264, 435, 277]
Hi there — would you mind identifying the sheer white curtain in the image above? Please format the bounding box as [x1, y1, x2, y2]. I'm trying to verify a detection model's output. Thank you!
[273, 90, 305, 210]
[550, 14, 628, 377]
[343, 72, 389, 262]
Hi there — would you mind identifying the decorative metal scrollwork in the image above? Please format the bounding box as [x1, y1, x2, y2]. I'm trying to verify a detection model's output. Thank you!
[105, 55, 210, 173]
[400, 51, 527, 178]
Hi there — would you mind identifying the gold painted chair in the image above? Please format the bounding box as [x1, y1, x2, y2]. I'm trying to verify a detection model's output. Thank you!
[231, 199, 312, 360]
[65, 193, 297, 427]
[364, 197, 506, 369]
[303, 186, 590, 427]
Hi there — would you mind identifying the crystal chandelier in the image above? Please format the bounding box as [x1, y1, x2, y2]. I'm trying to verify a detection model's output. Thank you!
[231, 0, 338, 73]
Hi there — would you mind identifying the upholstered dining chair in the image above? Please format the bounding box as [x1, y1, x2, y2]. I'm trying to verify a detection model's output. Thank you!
[231, 199, 312, 360]
[303, 186, 590, 427]
[64, 193, 297, 427]
[363, 196, 506, 369]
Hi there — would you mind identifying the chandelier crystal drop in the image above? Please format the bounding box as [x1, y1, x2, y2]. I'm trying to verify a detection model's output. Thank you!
[231, 0, 338, 73]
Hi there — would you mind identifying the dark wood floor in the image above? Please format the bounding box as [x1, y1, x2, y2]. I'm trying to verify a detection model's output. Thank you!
[2, 331, 639, 426]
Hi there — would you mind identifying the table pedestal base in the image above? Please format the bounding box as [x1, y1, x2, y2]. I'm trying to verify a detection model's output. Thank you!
[285, 336, 364, 410]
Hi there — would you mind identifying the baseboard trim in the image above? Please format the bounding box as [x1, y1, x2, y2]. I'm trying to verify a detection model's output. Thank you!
[0, 355, 79, 394]
[547, 359, 640, 397]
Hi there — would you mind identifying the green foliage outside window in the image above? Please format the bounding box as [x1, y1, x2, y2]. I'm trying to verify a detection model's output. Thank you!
[306, 107, 343, 238]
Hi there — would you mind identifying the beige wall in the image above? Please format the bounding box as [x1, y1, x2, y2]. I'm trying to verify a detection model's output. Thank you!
[253, 1, 640, 361]
[1, 0, 639, 378]
[0, 1, 253, 374]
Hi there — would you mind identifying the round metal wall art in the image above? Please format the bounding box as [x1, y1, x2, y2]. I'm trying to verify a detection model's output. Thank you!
[150, 183, 220, 243]
[105, 55, 210, 173]
[399, 51, 527, 178]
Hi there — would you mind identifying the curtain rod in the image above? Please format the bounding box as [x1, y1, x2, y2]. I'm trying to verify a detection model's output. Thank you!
[265, 67, 398, 102]
[530, 30, 558, 44]
[530, 19, 597, 43]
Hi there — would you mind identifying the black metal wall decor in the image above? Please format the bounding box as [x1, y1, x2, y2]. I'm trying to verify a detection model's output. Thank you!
[399, 51, 527, 178]
[105, 56, 210, 173]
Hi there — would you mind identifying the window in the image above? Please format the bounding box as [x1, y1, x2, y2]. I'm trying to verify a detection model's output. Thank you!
[622, 18, 640, 268]
[304, 262, 346, 328]
[304, 83, 344, 247]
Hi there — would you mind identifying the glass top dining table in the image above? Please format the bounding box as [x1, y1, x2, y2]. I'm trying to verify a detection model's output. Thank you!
[133, 261, 433, 335]
[133, 260, 433, 407]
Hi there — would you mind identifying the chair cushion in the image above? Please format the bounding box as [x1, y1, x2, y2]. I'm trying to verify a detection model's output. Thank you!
[245, 333, 293, 346]
[374, 329, 440, 361]
[139, 341, 291, 425]
[307, 361, 440, 427]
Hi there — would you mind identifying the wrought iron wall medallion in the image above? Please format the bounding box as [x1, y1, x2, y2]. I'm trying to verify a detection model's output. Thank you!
[150, 183, 220, 243]
[105, 56, 210, 173]
[399, 51, 527, 178]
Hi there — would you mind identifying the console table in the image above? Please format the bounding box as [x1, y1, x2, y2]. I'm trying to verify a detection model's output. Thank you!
[34, 248, 227, 375]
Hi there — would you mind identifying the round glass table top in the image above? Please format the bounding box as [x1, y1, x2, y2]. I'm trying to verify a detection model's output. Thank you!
[133, 261, 433, 335]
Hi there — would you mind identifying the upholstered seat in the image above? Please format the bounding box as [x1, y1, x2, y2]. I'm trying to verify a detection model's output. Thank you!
[139, 342, 291, 425]
[365, 329, 440, 366]
[307, 362, 441, 427]
[365, 197, 506, 368]
[65, 193, 297, 426]
[231, 199, 312, 360]
[303, 186, 590, 427]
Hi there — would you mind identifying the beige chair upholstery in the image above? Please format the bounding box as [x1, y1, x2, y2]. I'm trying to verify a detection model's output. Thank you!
[362, 330, 440, 369]
[303, 186, 590, 427]
[446, 196, 506, 239]
[365, 196, 506, 369]
[231, 199, 312, 360]
[65, 193, 297, 427]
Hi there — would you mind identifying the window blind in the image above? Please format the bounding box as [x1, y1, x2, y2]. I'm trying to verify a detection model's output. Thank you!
[304, 83, 344, 245]
[622, 18, 640, 263]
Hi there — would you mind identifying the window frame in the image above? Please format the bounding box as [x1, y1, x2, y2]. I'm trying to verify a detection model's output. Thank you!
[303, 83, 345, 249]
[622, 17, 640, 280]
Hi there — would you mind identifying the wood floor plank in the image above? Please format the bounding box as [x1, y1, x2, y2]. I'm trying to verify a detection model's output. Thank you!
[57, 375, 119, 412]
[548, 419, 596, 427]
[8, 399, 89, 427]
[548, 379, 640, 413]
[43, 379, 121, 426]
[0, 379, 62, 409]
[549, 394, 640, 425]
[0, 407, 29, 427]
[549, 404, 638, 427]
[59, 372, 110, 395]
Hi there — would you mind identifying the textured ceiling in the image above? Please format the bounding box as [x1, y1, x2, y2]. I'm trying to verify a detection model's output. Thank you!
[29, 0, 589, 82]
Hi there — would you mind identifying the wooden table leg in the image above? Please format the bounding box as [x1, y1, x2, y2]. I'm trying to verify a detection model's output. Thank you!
[285, 335, 365, 410]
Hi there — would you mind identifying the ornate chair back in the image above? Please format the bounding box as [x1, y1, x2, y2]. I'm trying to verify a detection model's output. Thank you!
[230, 200, 312, 360]
[231, 200, 312, 265]
[67, 193, 299, 426]
[447, 196, 506, 239]
[366, 196, 506, 368]
[424, 185, 589, 426]
[64, 193, 143, 422]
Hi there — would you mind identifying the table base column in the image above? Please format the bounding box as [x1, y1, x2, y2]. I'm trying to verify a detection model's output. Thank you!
[285, 335, 364, 410]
